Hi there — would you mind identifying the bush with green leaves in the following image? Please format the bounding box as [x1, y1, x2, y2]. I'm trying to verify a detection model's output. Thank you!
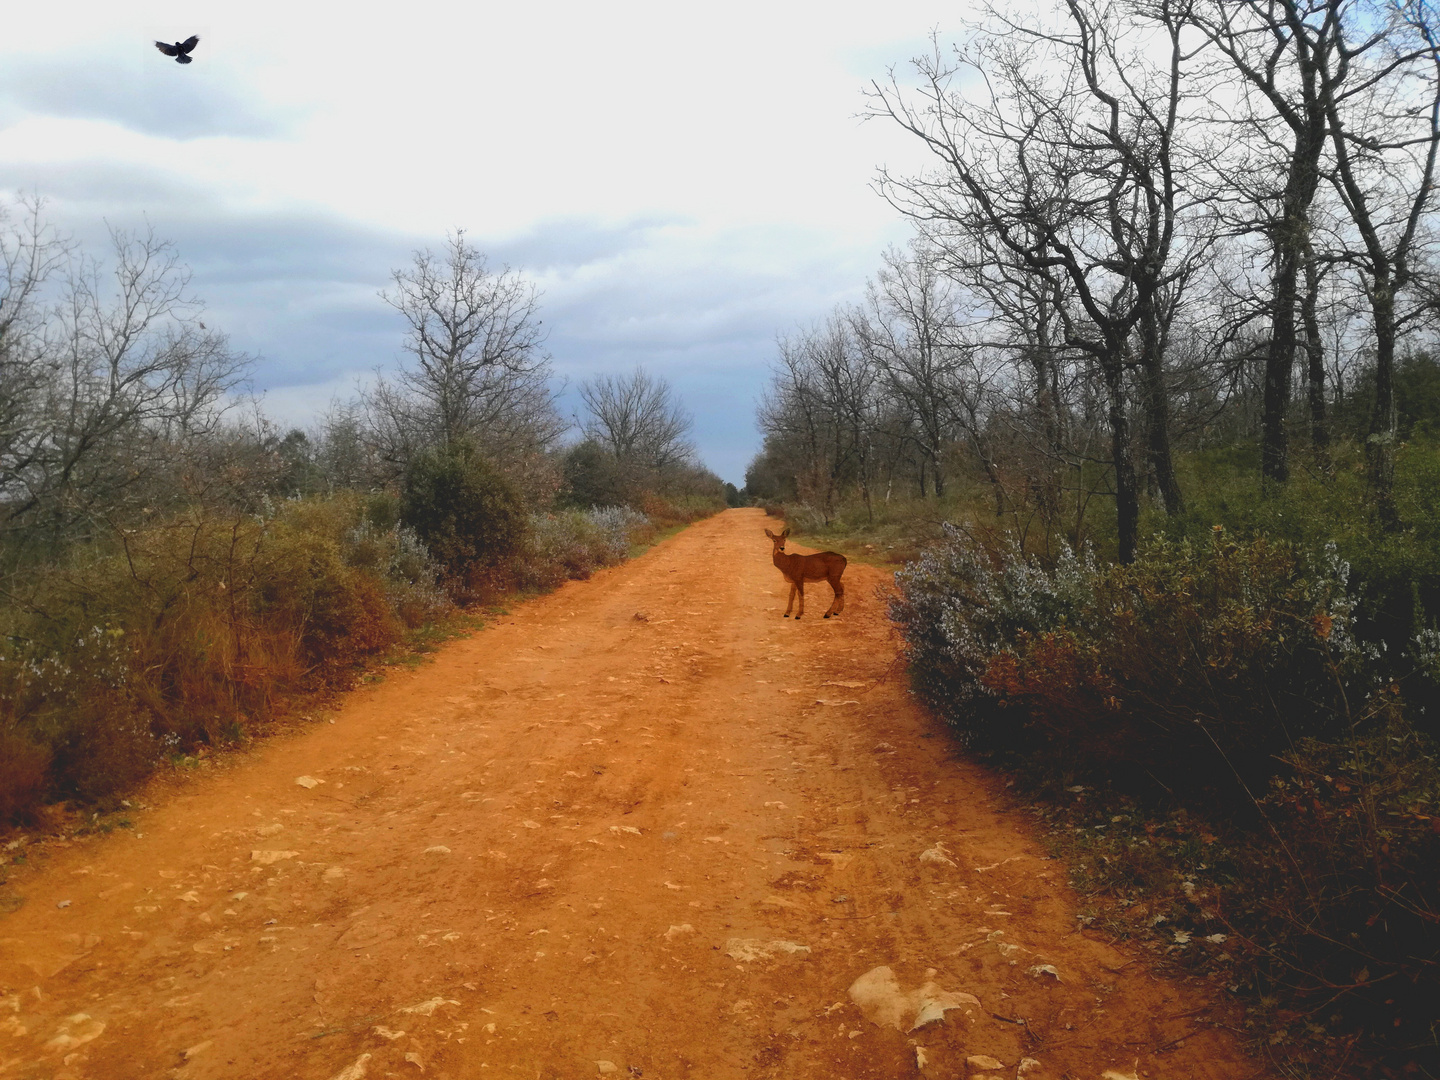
[893, 526, 1366, 794]
[893, 522, 1440, 1062]
[399, 444, 528, 584]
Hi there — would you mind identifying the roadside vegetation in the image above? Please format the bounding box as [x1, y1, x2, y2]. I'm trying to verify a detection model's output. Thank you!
[746, 1, 1440, 1073]
[0, 208, 724, 829]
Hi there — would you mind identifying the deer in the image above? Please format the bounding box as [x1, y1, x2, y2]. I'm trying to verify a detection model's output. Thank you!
[764, 527, 846, 619]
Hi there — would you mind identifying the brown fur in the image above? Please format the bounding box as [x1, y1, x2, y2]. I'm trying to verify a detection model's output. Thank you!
[764, 527, 846, 619]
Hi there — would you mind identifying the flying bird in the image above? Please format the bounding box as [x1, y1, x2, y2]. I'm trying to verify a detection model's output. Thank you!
[155, 35, 200, 64]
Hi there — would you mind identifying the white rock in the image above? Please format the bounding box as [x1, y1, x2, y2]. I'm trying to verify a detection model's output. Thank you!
[597, 1062, 618, 1074]
[423, 846, 451, 856]
[372, 1026, 406, 1040]
[725, 938, 811, 962]
[330, 1054, 371, 1080]
[848, 966, 980, 1033]
[250, 850, 298, 865]
[183, 1040, 212, 1060]
[295, 776, 325, 789]
[404, 1050, 424, 1070]
[919, 842, 957, 867]
[967, 1055, 1005, 1071]
[1101, 1072, 1139, 1080]
[916, 1045, 929, 1068]
[44, 1014, 105, 1051]
[1018, 1059, 1043, 1077]
[399, 997, 459, 1016]
[323, 867, 346, 882]
[663, 924, 695, 941]
[1026, 964, 1061, 980]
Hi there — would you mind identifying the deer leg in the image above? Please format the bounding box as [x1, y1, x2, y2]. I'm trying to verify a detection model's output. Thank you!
[783, 580, 796, 617]
[825, 574, 845, 617]
[795, 580, 805, 618]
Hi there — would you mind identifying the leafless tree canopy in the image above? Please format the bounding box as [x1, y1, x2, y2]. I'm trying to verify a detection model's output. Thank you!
[364, 231, 565, 489]
[0, 199, 250, 545]
[579, 368, 696, 474]
[751, 0, 1440, 556]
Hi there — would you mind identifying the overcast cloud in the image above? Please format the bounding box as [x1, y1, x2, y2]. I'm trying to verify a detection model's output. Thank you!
[0, 0, 953, 483]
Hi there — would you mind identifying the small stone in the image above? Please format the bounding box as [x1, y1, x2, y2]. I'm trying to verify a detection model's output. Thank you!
[330, 1054, 371, 1080]
[916, 1045, 929, 1068]
[295, 776, 324, 789]
[423, 846, 451, 856]
[323, 866, 346, 882]
[597, 1062, 619, 1075]
[56, 900, 71, 909]
[404, 1050, 424, 1070]
[183, 1041, 213, 1060]
[372, 1027, 406, 1040]
[919, 842, 956, 867]
[250, 850, 299, 865]
[399, 997, 458, 1016]
[1017, 1060, 1042, 1077]
[521, 820, 541, 829]
[725, 938, 810, 962]
[1026, 964, 1060, 980]
[966, 1056, 1005, 1072]
[663, 924, 694, 941]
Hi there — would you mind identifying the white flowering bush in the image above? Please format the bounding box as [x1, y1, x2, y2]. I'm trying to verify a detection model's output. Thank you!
[890, 525, 1098, 739]
[342, 519, 450, 626]
[893, 526, 1371, 788]
[512, 506, 654, 591]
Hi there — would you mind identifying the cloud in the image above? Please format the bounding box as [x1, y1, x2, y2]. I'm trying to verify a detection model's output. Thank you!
[0, 50, 290, 140]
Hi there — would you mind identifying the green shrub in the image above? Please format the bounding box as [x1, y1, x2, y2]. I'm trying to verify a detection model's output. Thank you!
[893, 522, 1440, 1067]
[894, 527, 1363, 794]
[513, 506, 654, 590]
[559, 441, 631, 509]
[400, 444, 527, 585]
[0, 494, 452, 819]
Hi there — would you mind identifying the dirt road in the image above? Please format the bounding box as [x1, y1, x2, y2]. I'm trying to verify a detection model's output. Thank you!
[0, 509, 1265, 1080]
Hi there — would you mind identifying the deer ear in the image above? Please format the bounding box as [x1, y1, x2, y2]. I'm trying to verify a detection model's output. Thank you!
[781, 527, 791, 538]
[764, 529, 775, 539]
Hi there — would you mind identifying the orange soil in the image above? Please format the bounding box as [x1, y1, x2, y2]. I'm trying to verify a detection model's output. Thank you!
[0, 508, 1269, 1080]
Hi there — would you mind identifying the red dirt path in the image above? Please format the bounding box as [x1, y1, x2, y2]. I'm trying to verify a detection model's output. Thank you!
[0, 508, 1268, 1080]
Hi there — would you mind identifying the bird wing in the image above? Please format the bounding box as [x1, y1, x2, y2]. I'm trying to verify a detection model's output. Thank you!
[177, 35, 200, 54]
[155, 40, 180, 56]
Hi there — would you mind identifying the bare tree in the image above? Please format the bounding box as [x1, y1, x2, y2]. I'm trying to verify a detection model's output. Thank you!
[871, 0, 1202, 559]
[579, 367, 696, 476]
[1, 213, 249, 543]
[1319, 0, 1440, 516]
[371, 231, 561, 472]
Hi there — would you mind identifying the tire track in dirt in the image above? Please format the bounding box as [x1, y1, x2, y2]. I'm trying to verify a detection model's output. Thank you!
[0, 508, 1266, 1079]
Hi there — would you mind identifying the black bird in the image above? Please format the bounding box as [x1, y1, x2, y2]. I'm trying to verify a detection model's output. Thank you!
[155, 35, 200, 64]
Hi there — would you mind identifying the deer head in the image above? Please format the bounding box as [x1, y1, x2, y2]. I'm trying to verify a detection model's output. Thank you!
[764, 527, 791, 555]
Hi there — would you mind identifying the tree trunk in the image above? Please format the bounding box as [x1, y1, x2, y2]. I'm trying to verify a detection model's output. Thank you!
[1261, 240, 1299, 484]
[1369, 279, 1398, 527]
[1138, 300, 1183, 515]
[1301, 240, 1330, 464]
[1105, 366, 1138, 563]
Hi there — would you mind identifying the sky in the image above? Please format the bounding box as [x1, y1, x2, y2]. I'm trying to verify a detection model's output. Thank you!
[0, 0, 959, 485]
